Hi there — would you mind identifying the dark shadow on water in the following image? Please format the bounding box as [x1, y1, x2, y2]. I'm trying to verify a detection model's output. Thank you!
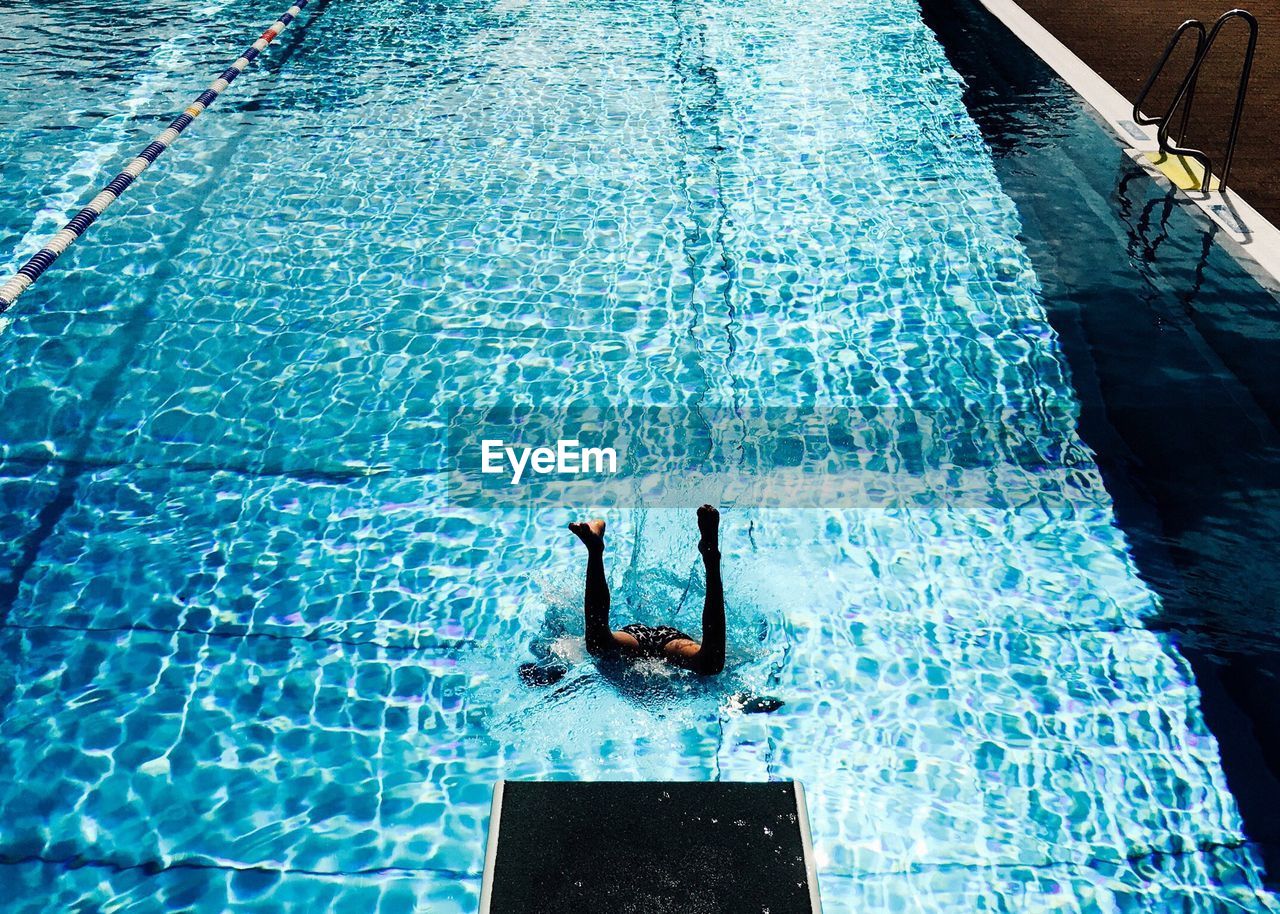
[921, 0, 1280, 886]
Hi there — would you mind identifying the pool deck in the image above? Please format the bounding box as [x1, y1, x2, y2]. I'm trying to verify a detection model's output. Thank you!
[1012, 0, 1280, 225]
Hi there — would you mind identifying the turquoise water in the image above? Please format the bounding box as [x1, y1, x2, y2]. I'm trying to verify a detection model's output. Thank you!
[0, 0, 1276, 910]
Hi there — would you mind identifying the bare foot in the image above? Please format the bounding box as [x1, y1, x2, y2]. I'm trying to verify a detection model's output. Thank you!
[697, 504, 720, 556]
[568, 518, 606, 552]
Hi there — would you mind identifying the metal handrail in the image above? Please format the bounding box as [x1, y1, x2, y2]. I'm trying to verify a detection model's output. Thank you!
[1132, 18, 1205, 146]
[1143, 9, 1259, 194]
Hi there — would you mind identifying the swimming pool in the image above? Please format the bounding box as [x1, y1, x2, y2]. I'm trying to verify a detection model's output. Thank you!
[1, 0, 1278, 910]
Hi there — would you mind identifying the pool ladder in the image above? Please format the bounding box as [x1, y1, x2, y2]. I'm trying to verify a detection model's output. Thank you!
[1132, 8, 1258, 193]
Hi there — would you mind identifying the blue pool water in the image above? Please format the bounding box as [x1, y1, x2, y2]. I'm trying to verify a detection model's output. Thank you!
[1, 0, 1279, 910]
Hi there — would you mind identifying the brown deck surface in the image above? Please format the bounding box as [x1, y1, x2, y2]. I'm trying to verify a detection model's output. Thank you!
[1014, 0, 1279, 223]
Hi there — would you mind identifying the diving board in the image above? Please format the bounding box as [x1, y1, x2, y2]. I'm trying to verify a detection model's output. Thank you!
[479, 781, 823, 914]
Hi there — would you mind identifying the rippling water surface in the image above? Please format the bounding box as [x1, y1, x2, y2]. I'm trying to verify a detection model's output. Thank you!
[0, 0, 1276, 910]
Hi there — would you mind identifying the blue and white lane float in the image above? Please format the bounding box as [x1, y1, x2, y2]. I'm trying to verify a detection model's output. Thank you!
[0, 0, 313, 313]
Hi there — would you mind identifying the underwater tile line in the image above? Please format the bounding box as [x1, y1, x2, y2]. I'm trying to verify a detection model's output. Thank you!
[0, 620, 476, 658]
[0, 587, 1177, 654]
[812, 835, 1269, 883]
[666, 0, 742, 399]
[0, 468, 78, 627]
[0, 0, 316, 313]
[0, 597, 1165, 656]
[0, 851, 480, 884]
[0, 452, 411, 487]
[1, 838, 1267, 896]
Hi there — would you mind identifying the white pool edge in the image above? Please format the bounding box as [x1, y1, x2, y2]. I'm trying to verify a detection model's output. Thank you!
[794, 781, 825, 914]
[477, 781, 504, 914]
[974, 0, 1280, 287]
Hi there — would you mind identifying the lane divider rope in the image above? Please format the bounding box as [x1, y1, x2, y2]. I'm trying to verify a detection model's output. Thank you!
[0, 0, 313, 314]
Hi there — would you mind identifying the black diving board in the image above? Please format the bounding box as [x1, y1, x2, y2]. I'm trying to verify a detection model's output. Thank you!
[479, 780, 822, 913]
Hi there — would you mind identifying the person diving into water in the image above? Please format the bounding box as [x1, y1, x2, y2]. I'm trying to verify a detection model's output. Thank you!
[568, 504, 725, 676]
[518, 504, 781, 711]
